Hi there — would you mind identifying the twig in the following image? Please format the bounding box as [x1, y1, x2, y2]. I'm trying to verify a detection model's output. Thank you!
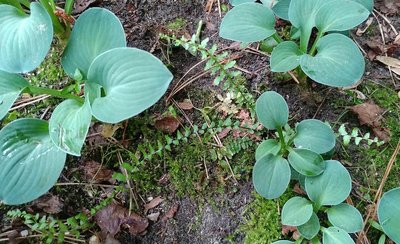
[9, 95, 51, 111]
[373, 9, 399, 36]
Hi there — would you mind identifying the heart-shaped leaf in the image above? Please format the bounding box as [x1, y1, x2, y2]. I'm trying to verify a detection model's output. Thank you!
[252, 154, 291, 199]
[327, 203, 363, 233]
[315, 0, 369, 33]
[0, 3, 53, 73]
[86, 47, 173, 124]
[220, 3, 276, 43]
[322, 227, 354, 244]
[298, 212, 320, 240]
[288, 148, 325, 176]
[256, 91, 289, 130]
[270, 41, 302, 72]
[255, 139, 281, 161]
[49, 98, 92, 156]
[62, 8, 126, 79]
[377, 188, 400, 243]
[294, 119, 336, 154]
[281, 196, 313, 226]
[300, 33, 365, 87]
[0, 71, 29, 120]
[272, 0, 292, 20]
[0, 119, 66, 205]
[305, 160, 351, 207]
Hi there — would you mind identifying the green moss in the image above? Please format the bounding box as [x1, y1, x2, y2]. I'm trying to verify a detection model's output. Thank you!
[238, 191, 293, 244]
[167, 18, 187, 30]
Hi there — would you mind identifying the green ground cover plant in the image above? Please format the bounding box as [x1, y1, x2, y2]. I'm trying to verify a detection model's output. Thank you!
[220, 0, 373, 87]
[0, 6, 173, 205]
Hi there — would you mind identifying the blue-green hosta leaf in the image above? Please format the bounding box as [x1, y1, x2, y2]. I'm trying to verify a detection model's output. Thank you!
[62, 8, 126, 79]
[327, 203, 363, 233]
[255, 139, 281, 161]
[272, 0, 292, 20]
[256, 91, 289, 130]
[377, 188, 400, 243]
[315, 0, 369, 33]
[298, 212, 320, 240]
[288, 148, 325, 176]
[86, 47, 173, 124]
[0, 119, 66, 205]
[272, 241, 295, 244]
[0, 71, 29, 120]
[49, 98, 92, 156]
[281, 196, 313, 226]
[0, 3, 53, 73]
[300, 34, 365, 87]
[270, 41, 302, 72]
[288, 0, 326, 49]
[229, 0, 255, 6]
[294, 119, 336, 154]
[352, 0, 374, 11]
[220, 3, 276, 43]
[305, 160, 351, 207]
[322, 227, 354, 244]
[252, 154, 291, 199]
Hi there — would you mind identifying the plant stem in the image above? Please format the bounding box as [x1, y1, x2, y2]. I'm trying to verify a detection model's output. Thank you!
[309, 31, 324, 56]
[276, 126, 287, 154]
[27, 86, 84, 103]
[272, 32, 283, 44]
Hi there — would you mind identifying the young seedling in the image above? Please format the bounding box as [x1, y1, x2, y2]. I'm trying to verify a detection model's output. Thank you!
[0, 8, 173, 205]
[253, 91, 336, 199]
[219, 0, 373, 87]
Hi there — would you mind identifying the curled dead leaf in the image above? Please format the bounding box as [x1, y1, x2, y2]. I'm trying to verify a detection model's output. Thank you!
[144, 196, 164, 214]
[155, 116, 180, 134]
[351, 102, 384, 127]
[33, 194, 64, 214]
[177, 99, 194, 110]
[161, 203, 179, 222]
[84, 161, 113, 183]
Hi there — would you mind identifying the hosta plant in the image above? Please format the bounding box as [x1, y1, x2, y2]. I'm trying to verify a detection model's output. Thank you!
[0, 7, 173, 205]
[253, 91, 336, 199]
[274, 160, 363, 242]
[220, 0, 373, 87]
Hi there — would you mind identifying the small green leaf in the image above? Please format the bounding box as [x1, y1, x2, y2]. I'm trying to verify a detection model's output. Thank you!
[300, 34, 365, 87]
[49, 98, 92, 156]
[315, 0, 369, 33]
[252, 154, 291, 199]
[294, 119, 336, 154]
[220, 3, 276, 43]
[255, 139, 281, 161]
[270, 41, 302, 72]
[0, 71, 29, 120]
[377, 187, 400, 243]
[281, 196, 313, 226]
[0, 119, 66, 205]
[298, 212, 320, 240]
[62, 8, 126, 79]
[327, 203, 363, 233]
[288, 148, 325, 177]
[86, 47, 173, 123]
[256, 91, 289, 130]
[305, 160, 351, 207]
[322, 227, 354, 244]
[0, 3, 53, 73]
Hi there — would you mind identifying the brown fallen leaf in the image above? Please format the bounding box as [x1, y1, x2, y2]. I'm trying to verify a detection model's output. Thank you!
[376, 56, 400, 69]
[218, 128, 231, 139]
[33, 194, 64, 214]
[73, 0, 97, 14]
[101, 124, 122, 138]
[144, 196, 164, 214]
[282, 225, 297, 236]
[161, 203, 179, 222]
[372, 127, 391, 143]
[293, 183, 306, 195]
[155, 116, 180, 134]
[351, 102, 384, 128]
[95, 203, 148, 236]
[177, 99, 194, 110]
[84, 161, 113, 183]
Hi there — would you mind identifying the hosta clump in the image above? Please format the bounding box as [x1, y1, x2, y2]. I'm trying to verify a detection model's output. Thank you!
[275, 160, 363, 242]
[253, 91, 336, 199]
[0, 7, 173, 205]
[220, 0, 373, 87]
